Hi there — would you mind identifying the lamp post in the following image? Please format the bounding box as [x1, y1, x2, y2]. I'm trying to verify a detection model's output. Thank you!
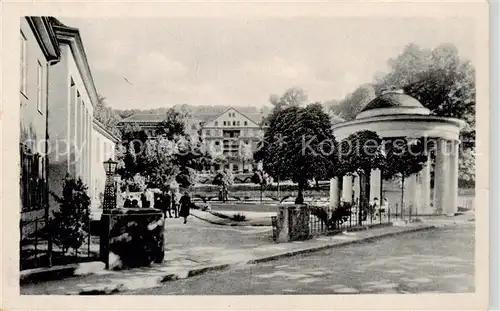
[102, 158, 118, 213]
[100, 158, 118, 269]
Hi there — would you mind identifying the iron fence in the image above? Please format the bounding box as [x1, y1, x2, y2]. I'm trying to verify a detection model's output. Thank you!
[20, 216, 97, 270]
[308, 203, 392, 236]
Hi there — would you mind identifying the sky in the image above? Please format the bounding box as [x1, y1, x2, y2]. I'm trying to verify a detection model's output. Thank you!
[61, 17, 475, 110]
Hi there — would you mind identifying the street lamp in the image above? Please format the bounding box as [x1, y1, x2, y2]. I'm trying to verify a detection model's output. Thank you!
[100, 158, 118, 269]
[102, 158, 118, 212]
[103, 158, 118, 176]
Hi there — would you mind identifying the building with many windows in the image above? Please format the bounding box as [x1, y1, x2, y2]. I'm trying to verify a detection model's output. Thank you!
[201, 108, 267, 173]
[118, 107, 269, 174]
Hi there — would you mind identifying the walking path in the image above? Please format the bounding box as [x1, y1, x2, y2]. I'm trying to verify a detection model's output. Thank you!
[21, 216, 438, 295]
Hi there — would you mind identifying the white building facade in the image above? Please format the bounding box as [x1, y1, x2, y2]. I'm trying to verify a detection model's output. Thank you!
[202, 108, 266, 173]
[91, 119, 120, 210]
[19, 17, 61, 238]
[46, 18, 98, 208]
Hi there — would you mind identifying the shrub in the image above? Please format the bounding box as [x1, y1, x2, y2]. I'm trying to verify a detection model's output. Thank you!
[210, 211, 231, 219]
[128, 174, 147, 192]
[231, 213, 246, 221]
[310, 202, 354, 230]
[50, 176, 91, 254]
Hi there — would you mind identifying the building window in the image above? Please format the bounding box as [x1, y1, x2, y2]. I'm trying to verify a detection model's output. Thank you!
[237, 121, 240, 126]
[20, 31, 27, 95]
[223, 121, 226, 126]
[233, 121, 236, 126]
[244, 121, 248, 126]
[206, 129, 211, 136]
[36, 61, 43, 113]
[214, 121, 218, 126]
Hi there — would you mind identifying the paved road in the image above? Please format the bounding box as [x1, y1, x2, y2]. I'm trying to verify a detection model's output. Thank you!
[208, 203, 278, 213]
[164, 215, 273, 249]
[126, 225, 474, 295]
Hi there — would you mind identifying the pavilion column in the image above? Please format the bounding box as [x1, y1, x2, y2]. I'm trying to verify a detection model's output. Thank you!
[433, 139, 450, 214]
[445, 140, 459, 216]
[353, 174, 360, 204]
[329, 177, 340, 208]
[370, 169, 381, 202]
[405, 173, 419, 215]
[342, 175, 353, 203]
[420, 152, 432, 214]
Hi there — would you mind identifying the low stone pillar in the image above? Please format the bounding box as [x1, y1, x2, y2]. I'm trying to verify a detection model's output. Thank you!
[420, 153, 432, 214]
[370, 169, 381, 202]
[342, 176, 353, 203]
[100, 208, 165, 269]
[275, 204, 310, 243]
[329, 177, 340, 209]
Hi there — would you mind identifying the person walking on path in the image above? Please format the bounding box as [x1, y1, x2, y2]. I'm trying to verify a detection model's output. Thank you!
[163, 189, 172, 218]
[179, 191, 191, 224]
[140, 192, 149, 208]
[145, 188, 155, 208]
[171, 192, 179, 218]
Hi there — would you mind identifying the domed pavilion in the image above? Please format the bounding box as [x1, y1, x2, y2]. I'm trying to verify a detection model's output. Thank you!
[329, 89, 466, 216]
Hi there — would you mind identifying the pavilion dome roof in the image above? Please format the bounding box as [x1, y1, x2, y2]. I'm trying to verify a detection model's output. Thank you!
[356, 89, 430, 119]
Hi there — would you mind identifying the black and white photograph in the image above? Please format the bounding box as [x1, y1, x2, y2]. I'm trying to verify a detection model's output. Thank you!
[1, 1, 491, 310]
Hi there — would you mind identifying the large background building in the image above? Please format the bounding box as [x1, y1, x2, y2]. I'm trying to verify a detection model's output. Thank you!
[117, 106, 269, 174]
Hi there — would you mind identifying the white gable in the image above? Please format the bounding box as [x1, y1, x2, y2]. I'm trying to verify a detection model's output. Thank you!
[204, 108, 259, 128]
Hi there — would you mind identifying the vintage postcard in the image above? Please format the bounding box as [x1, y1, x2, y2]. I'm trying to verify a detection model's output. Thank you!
[1, 0, 490, 310]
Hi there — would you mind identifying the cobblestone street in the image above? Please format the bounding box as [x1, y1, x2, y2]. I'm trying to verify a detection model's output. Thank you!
[126, 224, 474, 295]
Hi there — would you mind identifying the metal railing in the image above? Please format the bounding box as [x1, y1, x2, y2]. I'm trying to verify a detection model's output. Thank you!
[20, 216, 97, 270]
[308, 203, 392, 236]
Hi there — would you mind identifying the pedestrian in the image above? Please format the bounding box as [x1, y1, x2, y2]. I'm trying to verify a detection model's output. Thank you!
[171, 191, 178, 218]
[381, 197, 389, 217]
[179, 191, 191, 224]
[146, 188, 155, 208]
[163, 189, 172, 218]
[371, 197, 379, 219]
[141, 192, 150, 208]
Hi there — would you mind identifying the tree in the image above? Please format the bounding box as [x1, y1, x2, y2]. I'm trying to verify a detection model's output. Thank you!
[373, 43, 476, 187]
[94, 95, 121, 136]
[50, 176, 91, 254]
[339, 130, 385, 224]
[374, 43, 476, 151]
[374, 43, 433, 93]
[141, 137, 179, 188]
[458, 147, 475, 188]
[176, 167, 199, 189]
[269, 87, 308, 112]
[255, 102, 337, 203]
[382, 137, 428, 212]
[117, 106, 211, 191]
[330, 84, 377, 120]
